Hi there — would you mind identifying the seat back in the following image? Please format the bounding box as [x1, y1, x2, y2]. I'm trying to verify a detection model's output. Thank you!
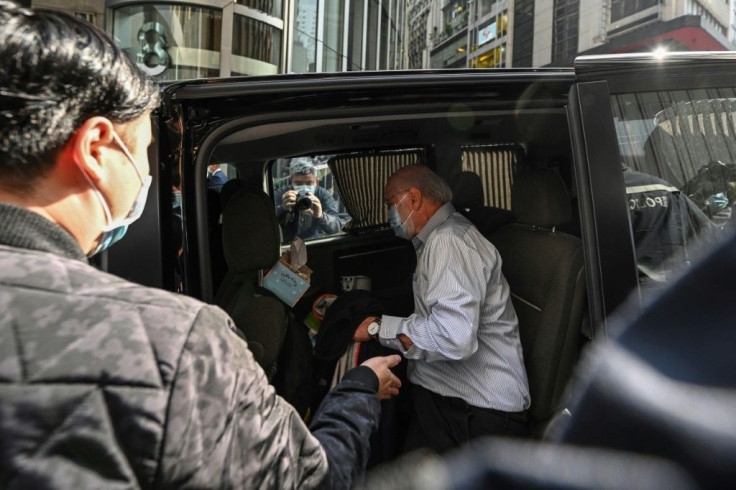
[215, 187, 287, 377]
[451, 171, 516, 236]
[489, 169, 586, 435]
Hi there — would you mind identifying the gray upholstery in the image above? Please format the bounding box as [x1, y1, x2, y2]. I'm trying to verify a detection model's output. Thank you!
[451, 171, 516, 236]
[489, 169, 585, 436]
[215, 187, 286, 375]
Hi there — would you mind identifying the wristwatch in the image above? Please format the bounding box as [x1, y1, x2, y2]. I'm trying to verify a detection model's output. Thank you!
[367, 317, 381, 340]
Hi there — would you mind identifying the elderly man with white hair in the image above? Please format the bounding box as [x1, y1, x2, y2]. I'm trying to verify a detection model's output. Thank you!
[275, 157, 343, 241]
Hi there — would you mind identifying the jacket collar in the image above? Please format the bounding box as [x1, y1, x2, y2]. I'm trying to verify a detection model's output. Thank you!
[0, 202, 87, 261]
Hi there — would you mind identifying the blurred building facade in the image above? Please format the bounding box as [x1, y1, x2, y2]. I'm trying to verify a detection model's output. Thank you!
[422, 0, 735, 69]
[100, 0, 406, 81]
[20, 0, 105, 28]
[19, 0, 736, 75]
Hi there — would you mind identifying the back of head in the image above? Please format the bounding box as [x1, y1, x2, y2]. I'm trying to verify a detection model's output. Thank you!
[391, 165, 453, 204]
[0, 1, 160, 191]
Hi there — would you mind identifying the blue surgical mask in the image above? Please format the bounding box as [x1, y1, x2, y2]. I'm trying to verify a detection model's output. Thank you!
[293, 185, 316, 194]
[77, 131, 151, 257]
[387, 192, 414, 240]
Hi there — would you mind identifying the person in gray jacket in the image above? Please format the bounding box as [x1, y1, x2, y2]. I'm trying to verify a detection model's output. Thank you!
[0, 2, 401, 489]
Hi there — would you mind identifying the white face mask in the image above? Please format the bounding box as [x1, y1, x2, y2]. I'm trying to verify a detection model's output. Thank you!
[77, 131, 151, 256]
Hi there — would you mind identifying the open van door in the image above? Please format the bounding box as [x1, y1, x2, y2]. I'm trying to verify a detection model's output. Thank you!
[567, 52, 736, 337]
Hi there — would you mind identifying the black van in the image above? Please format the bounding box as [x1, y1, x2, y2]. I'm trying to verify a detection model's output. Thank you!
[103, 50, 736, 468]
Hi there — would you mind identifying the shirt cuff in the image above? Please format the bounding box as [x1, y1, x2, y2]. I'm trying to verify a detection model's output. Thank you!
[378, 315, 407, 353]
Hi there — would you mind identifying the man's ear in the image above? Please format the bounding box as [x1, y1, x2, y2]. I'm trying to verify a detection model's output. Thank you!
[408, 187, 422, 210]
[70, 116, 116, 182]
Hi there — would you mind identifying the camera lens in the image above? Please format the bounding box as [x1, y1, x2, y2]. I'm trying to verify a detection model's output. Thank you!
[295, 194, 313, 211]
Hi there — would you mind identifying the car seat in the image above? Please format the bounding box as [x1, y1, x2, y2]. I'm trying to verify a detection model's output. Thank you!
[489, 169, 586, 436]
[215, 187, 287, 379]
[450, 171, 516, 236]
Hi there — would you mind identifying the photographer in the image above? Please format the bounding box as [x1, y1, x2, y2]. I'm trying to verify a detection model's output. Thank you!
[275, 157, 342, 242]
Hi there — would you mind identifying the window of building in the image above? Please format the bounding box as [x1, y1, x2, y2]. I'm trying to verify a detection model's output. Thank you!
[347, 0, 365, 70]
[380, 4, 390, 70]
[113, 4, 222, 80]
[322, 0, 346, 72]
[232, 14, 281, 76]
[479, 0, 496, 17]
[240, 0, 283, 18]
[431, 35, 467, 69]
[610, 0, 658, 23]
[552, 0, 579, 66]
[472, 42, 506, 68]
[512, 0, 534, 67]
[292, 0, 317, 72]
[366, 0, 379, 70]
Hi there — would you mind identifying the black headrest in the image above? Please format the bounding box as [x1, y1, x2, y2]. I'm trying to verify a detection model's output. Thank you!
[222, 188, 280, 273]
[451, 171, 485, 210]
[512, 170, 572, 228]
[221, 178, 246, 210]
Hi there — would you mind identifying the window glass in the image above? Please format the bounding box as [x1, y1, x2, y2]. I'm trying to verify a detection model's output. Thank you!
[322, 0, 345, 72]
[610, 0, 658, 23]
[461, 145, 523, 210]
[113, 4, 222, 80]
[347, 0, 365, 70]
[271, 156, 351, 244]
[292, 0, 317, 72]
[611, 89, 736, 289]
[240, 0, 283, 18]
[232, 14, 281, 75]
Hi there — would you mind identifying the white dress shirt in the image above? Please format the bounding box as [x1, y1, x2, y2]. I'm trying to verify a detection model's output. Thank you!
[379, 203, 530, 411]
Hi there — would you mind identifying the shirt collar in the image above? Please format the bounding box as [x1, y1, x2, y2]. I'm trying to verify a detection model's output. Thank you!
[412, 202, 455, 251]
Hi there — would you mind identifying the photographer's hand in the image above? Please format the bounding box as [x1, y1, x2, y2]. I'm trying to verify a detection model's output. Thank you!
[304, 193, 323, 219]
[282, 189, 297, 212]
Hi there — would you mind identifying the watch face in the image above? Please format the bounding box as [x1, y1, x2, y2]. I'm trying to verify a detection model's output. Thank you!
[368, 321, 380, 336]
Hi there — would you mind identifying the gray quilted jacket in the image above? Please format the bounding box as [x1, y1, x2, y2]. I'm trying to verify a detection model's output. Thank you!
[0, 203, 380, 489]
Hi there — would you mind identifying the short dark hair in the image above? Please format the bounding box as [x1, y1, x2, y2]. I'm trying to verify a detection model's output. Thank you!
[0, 1, 160, 190]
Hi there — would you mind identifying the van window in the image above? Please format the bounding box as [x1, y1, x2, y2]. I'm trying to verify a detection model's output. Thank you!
[270, 156, 351, 244]
[328, 148, 424, 231]
[611, 90, 736, 289]
[461, 144, 524, 210]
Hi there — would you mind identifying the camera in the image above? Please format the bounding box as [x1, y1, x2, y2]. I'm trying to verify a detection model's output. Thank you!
[295, 192, 313, 211]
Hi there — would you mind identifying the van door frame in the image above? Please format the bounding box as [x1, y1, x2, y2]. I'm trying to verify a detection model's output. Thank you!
[568, 80, 640, 337]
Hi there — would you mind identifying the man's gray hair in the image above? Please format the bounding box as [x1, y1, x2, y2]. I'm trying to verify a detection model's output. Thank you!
[289, 157, 315, 178]
[404, 165, 453, 203]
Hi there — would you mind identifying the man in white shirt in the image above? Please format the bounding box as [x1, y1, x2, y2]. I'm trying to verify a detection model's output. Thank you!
[353, 164, 530, 453]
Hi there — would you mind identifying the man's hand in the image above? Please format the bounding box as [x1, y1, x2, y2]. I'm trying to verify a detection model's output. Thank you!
[353, 316, 380, 342]
[361, 355, 402, 400]
[302, 193, 323, 218]
[281, 189, 297, 211]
